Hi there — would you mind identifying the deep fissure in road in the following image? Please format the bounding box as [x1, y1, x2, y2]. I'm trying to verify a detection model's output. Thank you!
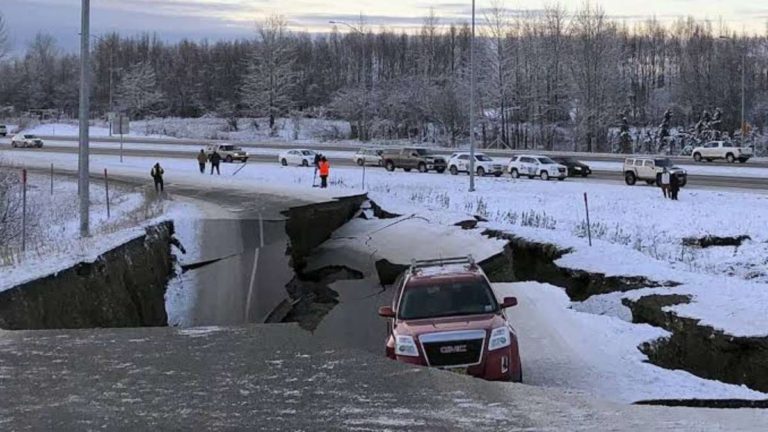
[474, 228, 768, 399]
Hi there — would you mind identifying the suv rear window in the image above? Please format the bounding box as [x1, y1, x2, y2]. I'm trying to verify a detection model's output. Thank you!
[398, 279, 499, 320]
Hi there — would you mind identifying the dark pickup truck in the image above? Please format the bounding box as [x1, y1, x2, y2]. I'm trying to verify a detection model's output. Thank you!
[381, 148, 447, 173]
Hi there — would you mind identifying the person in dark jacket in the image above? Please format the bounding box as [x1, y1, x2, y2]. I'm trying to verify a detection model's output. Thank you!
[209, 150, 222, 175]
[197, 149, 208, 174]
[669, 173, 680, 201]
[151, 162, 164, 192]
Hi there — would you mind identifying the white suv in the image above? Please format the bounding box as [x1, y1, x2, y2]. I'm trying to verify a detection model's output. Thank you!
[448, 152, 505, 177]
[11, 134, 44, 148]
[508, 155, 567, 180]
[623, 157, 687, 187]
[205, 144, 248, 163]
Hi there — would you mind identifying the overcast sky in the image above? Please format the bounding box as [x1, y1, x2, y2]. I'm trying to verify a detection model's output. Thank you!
[3, 0, 766, 52]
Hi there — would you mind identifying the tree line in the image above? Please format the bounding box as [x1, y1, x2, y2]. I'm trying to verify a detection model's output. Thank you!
[0, 5, 767, 151]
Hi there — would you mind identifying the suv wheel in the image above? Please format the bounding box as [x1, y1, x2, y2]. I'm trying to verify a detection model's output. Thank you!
[449, 165, 459, 175]
[418, 162, 427, 173]
[726, 153, 735, 163]
[476, 167, 485, 177]
[302, 159, 309, 167]
[540, 171, 549, 181]
[693, 152, 702, 162]
[625, 172, 637, 185]
[510, 168, 519, 179]
[385, 161, 395, 172]
[435, 167, 446, 174]
[225, 155, 233, 163]
[281, 158, 288, 166]
[356, 158, 364, 166]
[404, 168, 412, 172]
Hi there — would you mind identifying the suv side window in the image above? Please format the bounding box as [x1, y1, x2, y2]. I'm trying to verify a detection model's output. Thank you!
[458, 155, 469, 160]
[643, 160, 654, 167]
[634, 160, 643, 166]
[722, 142, 732, 147]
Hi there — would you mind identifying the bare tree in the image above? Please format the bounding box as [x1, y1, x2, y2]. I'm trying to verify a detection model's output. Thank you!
[568, 1, 624, 152]
[116, 61, 164, 119]
[241, 15, 297, 131]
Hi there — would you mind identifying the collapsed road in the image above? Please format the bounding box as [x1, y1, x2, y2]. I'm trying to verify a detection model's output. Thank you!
[2, 173, 768, 429]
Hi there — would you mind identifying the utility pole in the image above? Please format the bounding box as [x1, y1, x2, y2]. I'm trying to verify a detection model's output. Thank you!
[741, 52, 746, 140]
[468, 0, 476, 192]
[79, 0, 90, 237]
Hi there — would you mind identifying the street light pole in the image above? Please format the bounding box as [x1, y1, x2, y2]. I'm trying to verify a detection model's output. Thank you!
[468, 0, 476, 192]
[741, 52, 746, 140]
[78, 0, 90, 237]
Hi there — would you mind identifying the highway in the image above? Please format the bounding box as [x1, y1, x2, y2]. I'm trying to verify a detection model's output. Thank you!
[29, 133, 768, 168]
[4, 138, 767, 191]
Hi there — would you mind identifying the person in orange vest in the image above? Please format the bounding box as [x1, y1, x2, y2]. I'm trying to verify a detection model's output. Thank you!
[318, 156, 330, 188]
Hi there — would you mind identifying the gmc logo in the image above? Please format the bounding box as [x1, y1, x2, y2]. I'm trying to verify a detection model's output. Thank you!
[440, 345, 467, 354]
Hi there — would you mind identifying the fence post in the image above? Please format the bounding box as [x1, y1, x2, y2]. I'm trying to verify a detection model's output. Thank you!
[104, 168, 110, 219]
[583, 192, 592, 247]
[22, 169, 27, 252]
[50, 163, 54, 195]
[362, 163, 366, 191]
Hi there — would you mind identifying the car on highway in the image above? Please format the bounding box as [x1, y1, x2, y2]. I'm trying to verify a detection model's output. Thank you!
[378, 256, 522, 382]
[11, 134, 44, 148]
[623, 157, 687, 187]
[551, 157, 592, 177]
[353, 148, 383, 166]
[692, 141, 752, 163]
[381, 148, 447, 173]
[205, 144, 248, 163]
[448, 152, 505, 177]
[0, 124, 7, 137]
[279, 149, 318, 167]
[508, 155, 567, 180]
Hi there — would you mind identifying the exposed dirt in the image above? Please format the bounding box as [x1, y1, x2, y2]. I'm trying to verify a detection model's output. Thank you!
[281, 266, 364, 331]
[682, 235, 752, 248]
[0, 222, 175, 330]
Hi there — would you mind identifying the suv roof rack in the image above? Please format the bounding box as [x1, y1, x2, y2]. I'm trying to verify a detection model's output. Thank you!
[409, 256, 476, 274]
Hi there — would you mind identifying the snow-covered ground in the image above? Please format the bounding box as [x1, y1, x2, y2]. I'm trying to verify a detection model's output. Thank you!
[0, 170, 203, 293]
[3, 146, 768, 402]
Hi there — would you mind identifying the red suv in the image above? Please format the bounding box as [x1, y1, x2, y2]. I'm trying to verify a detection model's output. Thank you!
[378, 257, 522, 382]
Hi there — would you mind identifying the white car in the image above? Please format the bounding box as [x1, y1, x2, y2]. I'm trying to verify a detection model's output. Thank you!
[448, 152, 505, 177]
[279, 149, 317, 167]
[353, 148, 383, 166]
[692, 141, 752, 163]
[11, 134, 44, 148]
[508, 155, 567, 180]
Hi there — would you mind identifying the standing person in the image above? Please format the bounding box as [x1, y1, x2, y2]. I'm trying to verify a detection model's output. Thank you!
[151, 162, 164, 193]
[209, 150, 222, 175]
[669, 172, 680, 201]
[318, 156, 330, 189]
[197, 149, 207, 174]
